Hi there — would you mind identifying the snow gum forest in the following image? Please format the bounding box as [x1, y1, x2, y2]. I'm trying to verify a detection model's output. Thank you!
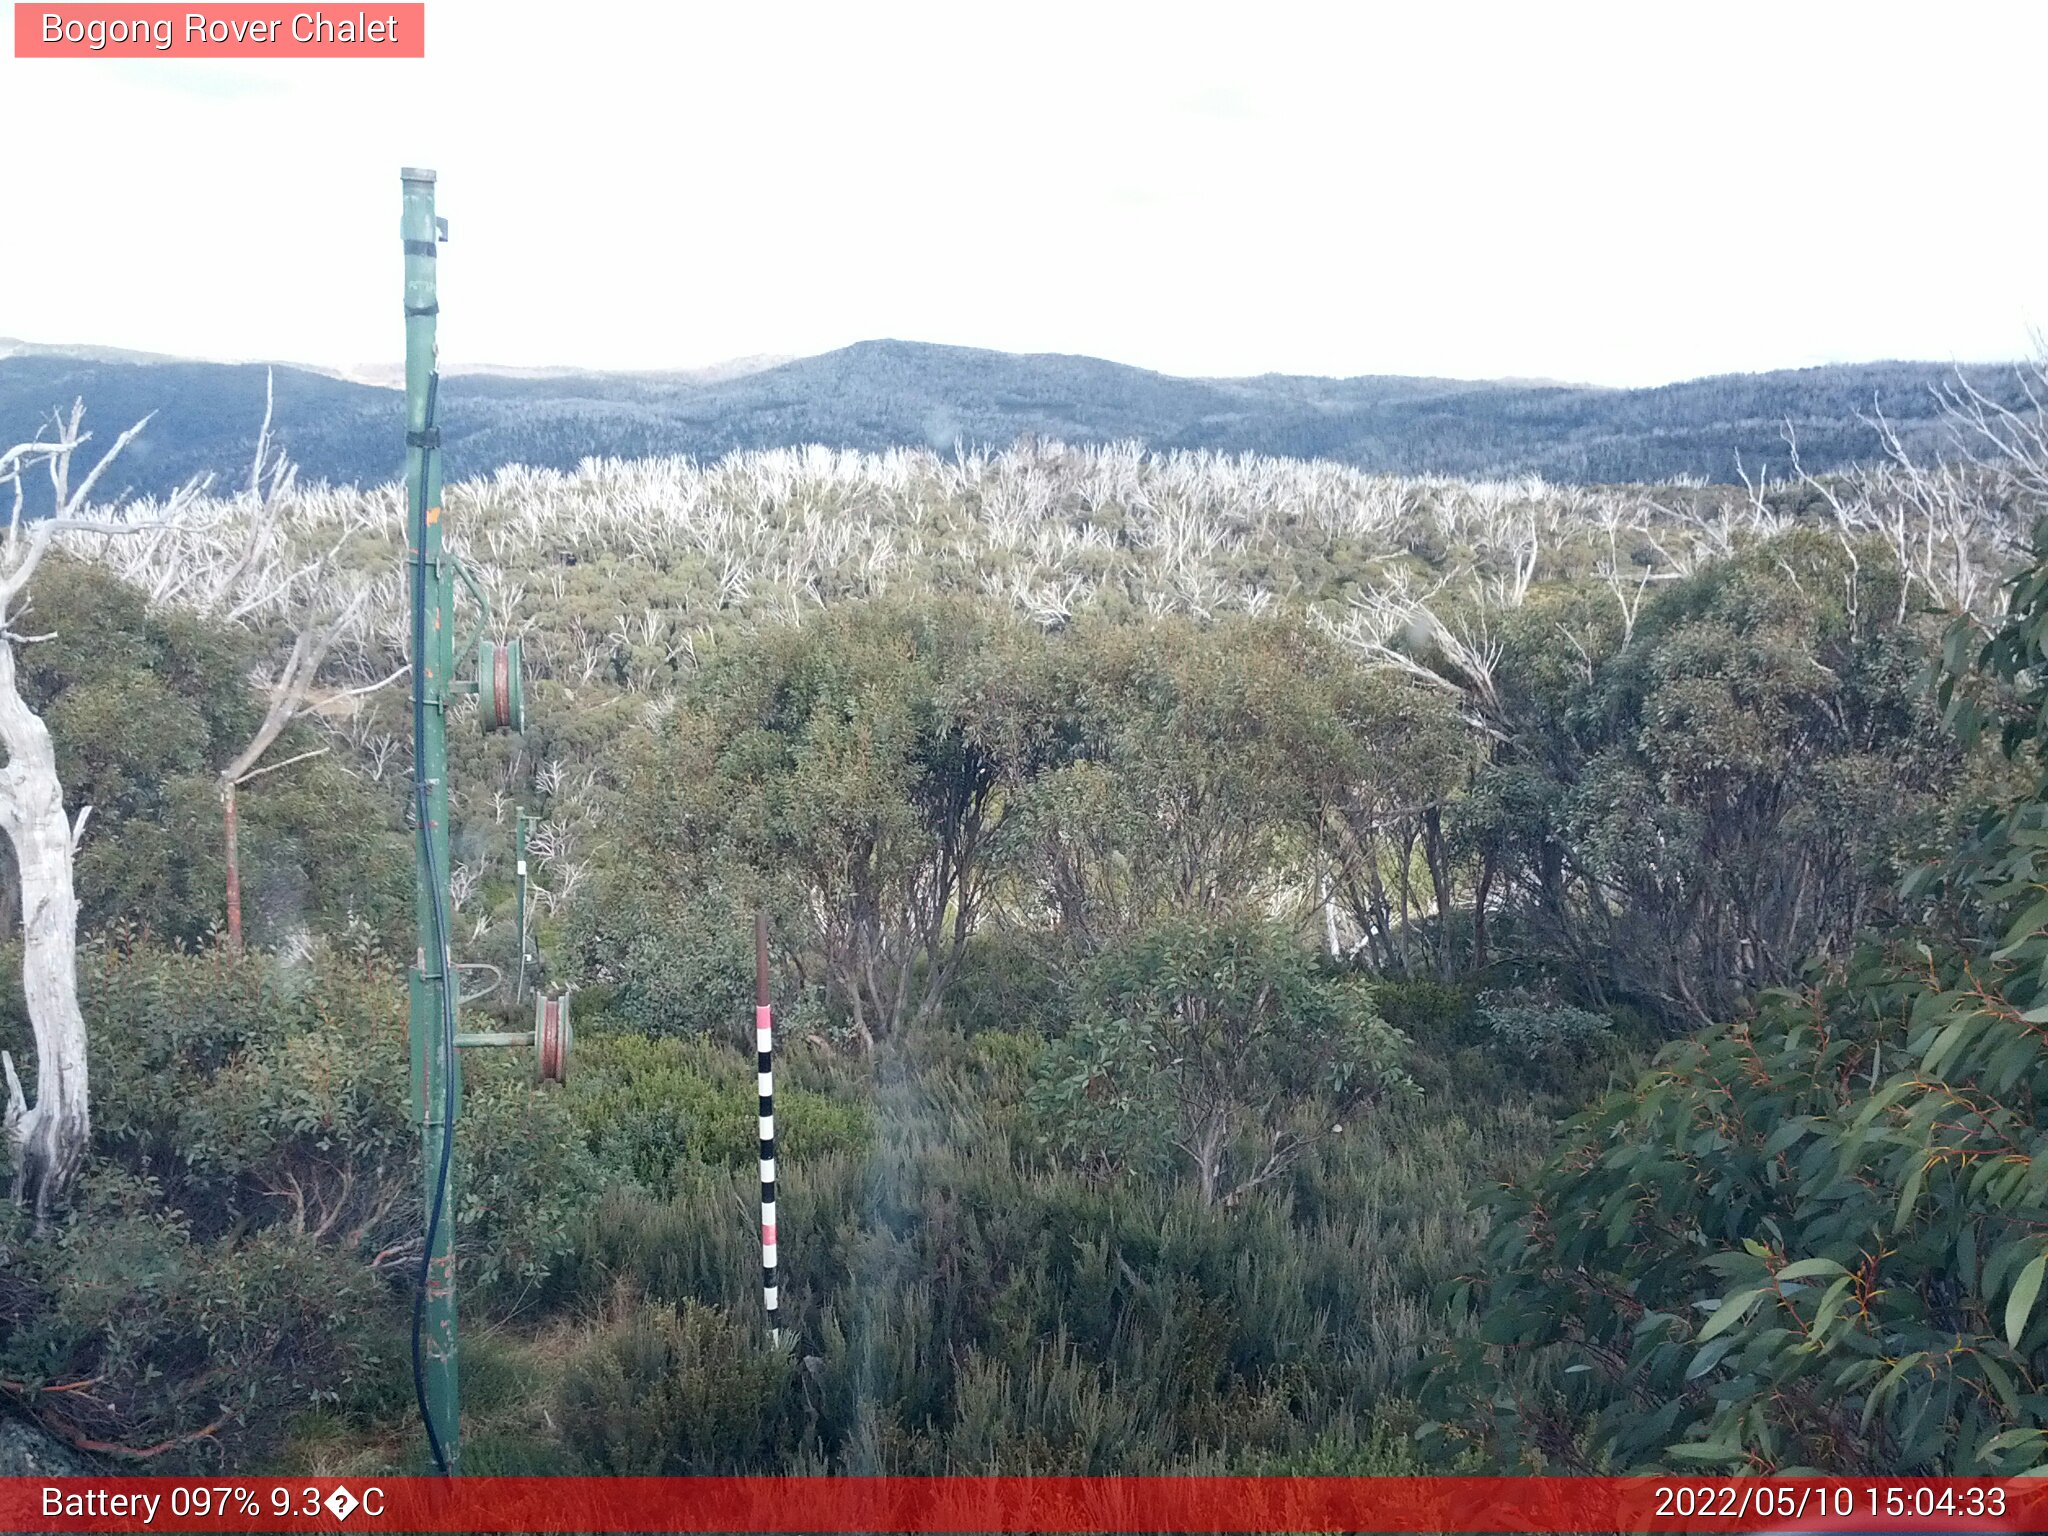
[4, 367, 2048, 1478]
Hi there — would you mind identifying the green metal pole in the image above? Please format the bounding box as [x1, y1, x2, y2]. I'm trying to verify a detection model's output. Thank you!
[401, 165, 460, 1473]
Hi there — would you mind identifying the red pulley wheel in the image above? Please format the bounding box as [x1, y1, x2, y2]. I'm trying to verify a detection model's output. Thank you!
[535, 993, 571, 1083]
[478, 638, 525, 733]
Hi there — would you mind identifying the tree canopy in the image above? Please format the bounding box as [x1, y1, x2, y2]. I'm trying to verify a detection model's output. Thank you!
[1422, 519, 2048, 1475]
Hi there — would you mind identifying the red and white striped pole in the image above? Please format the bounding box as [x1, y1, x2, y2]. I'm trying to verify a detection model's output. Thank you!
[755, 913, 780, 1346]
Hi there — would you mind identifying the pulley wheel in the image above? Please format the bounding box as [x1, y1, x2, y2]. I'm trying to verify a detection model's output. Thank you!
[479, 638, 526, 733]
[535, 992, 572, 1084]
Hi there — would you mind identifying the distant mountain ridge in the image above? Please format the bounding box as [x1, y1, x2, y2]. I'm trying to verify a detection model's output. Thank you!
[0, 337, 2025, 501]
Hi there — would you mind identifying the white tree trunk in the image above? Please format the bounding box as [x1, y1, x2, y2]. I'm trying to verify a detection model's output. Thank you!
[0, 401, 209, 1220]
[0, 637, 89, 1218]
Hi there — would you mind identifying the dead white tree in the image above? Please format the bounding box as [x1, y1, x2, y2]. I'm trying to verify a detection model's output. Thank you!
[1744, 366, 2048, 639]
[1321, 567, 1510, 731]
[0, 404, 199, 1217]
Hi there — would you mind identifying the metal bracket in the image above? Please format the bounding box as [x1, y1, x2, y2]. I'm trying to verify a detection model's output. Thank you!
[450, 553, 493, 675]
[454, 1029, 531, 1049]
[452, 961, 502, 1007]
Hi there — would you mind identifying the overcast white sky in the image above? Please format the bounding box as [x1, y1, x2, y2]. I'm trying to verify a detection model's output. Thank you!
[2, 1, 2041, 386]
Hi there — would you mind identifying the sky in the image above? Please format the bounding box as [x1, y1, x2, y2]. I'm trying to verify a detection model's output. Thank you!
[1, 0, 2042, 387]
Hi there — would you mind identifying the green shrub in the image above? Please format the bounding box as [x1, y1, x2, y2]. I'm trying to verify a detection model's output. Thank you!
[1373, 980, 1623, 1104]
[967, 1027, 1044, 1087]
[456, 1053, 610, 1304]
[56, 934, 411, 1246]
[12, 556, 408, 950]
[551, 1020, 1529, 1473]
[941, 931, 1072, 1038]
[564, 880, 755, 1041]
[0, 1168, 384, 1469]
[558, 1294, 799, 1473]
[946, 1340, 1165, 1473]
[566, 1031, 748, 1188]
[1472, 991, 1617, 1096]
[33, 934, 597, 1301]
[1368, 980, 1476, 1050]
[566, 1030, 868, 1196]
[0, 932, 619, 1463]
[1422, 522, 2048, 1475]
[1474, 994, 1612, 1060]
[1032, 918, 1414, 1205]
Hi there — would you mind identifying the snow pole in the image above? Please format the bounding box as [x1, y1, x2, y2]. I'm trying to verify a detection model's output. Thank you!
[756, 912, 780, 1345]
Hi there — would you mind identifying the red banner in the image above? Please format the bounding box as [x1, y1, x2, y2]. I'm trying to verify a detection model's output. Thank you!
[0, 1476, 2040, 1534]
[13, 4, 425, 58]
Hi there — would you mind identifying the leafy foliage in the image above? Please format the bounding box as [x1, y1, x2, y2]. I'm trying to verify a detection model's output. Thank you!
[1466, 535, 1962, 1025]
[4, 558, 408, 949]
[631, 597, 1053, 1045]
[0, 934, 605, 1463]
[0, 1167, 387, 1467]
[1422, 518, 2048, 1475]
[1032, 918, 1414, 1205]
[566, 1029, 868, 1197]
[1475, 993, 1613, 1073]
[565, 880, 756, 1040]
[558, 1026, 1537, 1474]
[558, 1295, 800, 1474]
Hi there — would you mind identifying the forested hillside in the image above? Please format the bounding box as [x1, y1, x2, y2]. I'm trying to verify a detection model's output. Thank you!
[0, 339, 2030, 503]
[1, 371, 2046, 1477]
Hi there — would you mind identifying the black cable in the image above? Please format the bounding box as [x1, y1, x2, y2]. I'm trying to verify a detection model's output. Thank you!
[407, 367, 458, 1477]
